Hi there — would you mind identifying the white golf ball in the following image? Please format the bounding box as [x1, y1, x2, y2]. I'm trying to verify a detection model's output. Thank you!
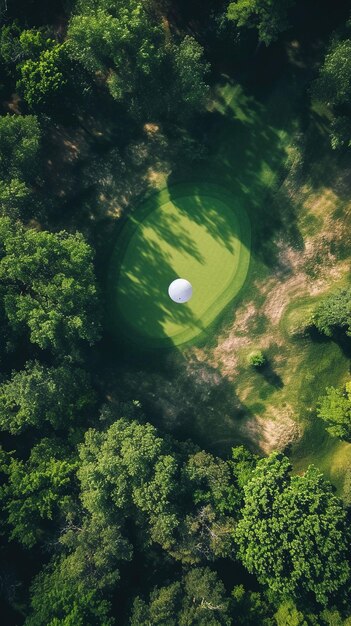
[168, 278, 193, 303]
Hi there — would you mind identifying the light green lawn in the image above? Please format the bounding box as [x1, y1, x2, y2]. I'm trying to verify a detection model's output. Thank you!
[109, 184, 251, 347]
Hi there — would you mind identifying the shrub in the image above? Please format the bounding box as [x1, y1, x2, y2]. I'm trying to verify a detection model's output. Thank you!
[248, 351, 266, 368]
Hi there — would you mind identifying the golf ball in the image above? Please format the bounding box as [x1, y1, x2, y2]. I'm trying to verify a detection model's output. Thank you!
[168, 278, 193, 303]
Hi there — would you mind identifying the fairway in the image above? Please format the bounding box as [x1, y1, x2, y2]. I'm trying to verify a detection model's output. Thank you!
[108, 183, 251, 347]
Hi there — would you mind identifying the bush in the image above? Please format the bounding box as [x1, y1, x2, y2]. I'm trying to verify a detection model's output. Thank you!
[248, 351, 266, 368]
[312, 288, 351, 337]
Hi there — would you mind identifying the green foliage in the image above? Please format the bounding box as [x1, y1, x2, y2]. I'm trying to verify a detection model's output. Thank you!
[0, 115, 40, 221]
[312, 38, 351, 107]
[0, 114, 40, 182]
[0, 361, 95, 433]
[0, 218, 101, 352]
[18, 44, 67, 107]
[27, 511, 131, 625]
[0, 178, 31, 219]
[227, 0, 295, 45]
[311, 29, 351, 150]
[130, 568, 231, 626]
[231, 585, 274, 625]
[183, 450, 237, 513]
[171, 36, 209, 112]
[330, 116, 351, 150]
[312, 289, 351, 337]
[0, 22, 22, 67]
[274, 599, 308, 626]
[230, 446, 258, 489]
[78, 414, 239, 564]
[18, 29, 52, 58]
[234, 453, 350, 604]
[78, 417, 180, 548]
[0, 439, 77, 547]
[248, 349, 266, 367]
[317, 382, 351, 440]
[26, 560, 113, 626]
[67, 1, 208, 120]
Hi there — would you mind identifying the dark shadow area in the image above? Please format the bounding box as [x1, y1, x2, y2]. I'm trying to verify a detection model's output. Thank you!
[95, 339, 251, 457]
[260, 362, 284, 389]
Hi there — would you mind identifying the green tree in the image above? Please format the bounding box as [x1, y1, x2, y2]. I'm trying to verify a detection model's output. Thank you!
[274, 600, 308, 626]
[312, 38, 351, 107]
[130, 568, 231, 626]
[234, 453, 350, 604]
[176, 451, 237, 562]
[78, 417, 180, 550]
[312, 289, 351, 337]
[0, 114, 40, 182]
[0, 439, 77, 547]
[311, 27, 351, 151]
[27, 512, 131, 625]
[67, 2, 208, 120]
[0, 218, 101, 352]
[0, 178, 31, 219]
[248, 350, 266, 367]
[227, 0, 295, 45]
[231, 585, 274, 625]
[330, 116, 351, 150]
[18, 44, 67, 107]
[317, 382, 351, 440]
[78, 415, 238, 564]
[0, 22, 23, 68]
[0, 360, 95, 434]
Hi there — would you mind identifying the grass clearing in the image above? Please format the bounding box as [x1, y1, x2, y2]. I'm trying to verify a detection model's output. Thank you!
[107, 184, 251, 347]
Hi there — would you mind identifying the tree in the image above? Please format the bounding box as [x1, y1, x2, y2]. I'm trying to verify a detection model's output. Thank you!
[0, 179, 31, 219]
[248, 350, 266, 367]
[311, 27, 351, 151]
[27, 567, 114, 626]
[317, 383, 351, 440]
[312, 38, 351, 107]
[27, 511, 131, 625]
[130, 568, 231, 626]
[274, 600, 308, 626]
[78, 415, 239, 564]
[231, 585, 274, 625]
[312, 289, 351, 337]
[78, 417, 180, 550]
[0, 22, 23, 68]
[0, 360, 96, 434]
[0, 114, 40, 182]
[234, 453, 350, 604]
[0, 439, 77, 547]
[17, 43, 67, 108]
[67, 2, 208, 120]
[227, 0, 295, 46]
[0, 218, 101, 352]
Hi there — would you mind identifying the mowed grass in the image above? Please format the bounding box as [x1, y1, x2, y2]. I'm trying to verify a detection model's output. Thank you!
[108, 183, 251, 347]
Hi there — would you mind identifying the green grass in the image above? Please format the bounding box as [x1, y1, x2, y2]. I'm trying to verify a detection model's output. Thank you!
[108, 183, 251, 347]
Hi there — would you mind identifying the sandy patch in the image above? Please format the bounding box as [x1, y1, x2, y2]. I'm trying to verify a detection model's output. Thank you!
[238, 407, 301, 455]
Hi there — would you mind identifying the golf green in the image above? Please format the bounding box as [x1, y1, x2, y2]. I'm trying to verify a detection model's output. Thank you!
[108, 183, 251, 348]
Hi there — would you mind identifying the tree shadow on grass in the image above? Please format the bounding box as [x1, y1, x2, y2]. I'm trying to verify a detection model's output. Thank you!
[260, 362, 284, 389]
[108, 232, 207, 347]
[97, 342, 252, 457]
[168, 76, 304, 270]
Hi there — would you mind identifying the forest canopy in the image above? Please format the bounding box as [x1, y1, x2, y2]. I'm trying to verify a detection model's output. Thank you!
[0, 0, 350, 625]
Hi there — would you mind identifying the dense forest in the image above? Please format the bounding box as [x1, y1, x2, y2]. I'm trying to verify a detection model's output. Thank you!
[0, 0, 351, 624]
